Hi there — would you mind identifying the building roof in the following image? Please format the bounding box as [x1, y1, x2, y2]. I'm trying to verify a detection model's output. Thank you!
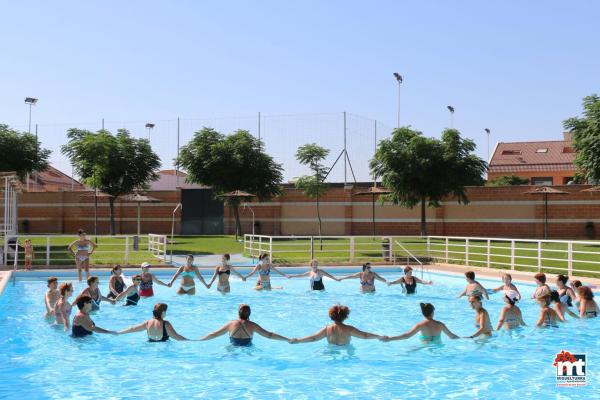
[149, 170, 207, 190]
[489, 140, 576, 174]
[27, 166, 86, 192]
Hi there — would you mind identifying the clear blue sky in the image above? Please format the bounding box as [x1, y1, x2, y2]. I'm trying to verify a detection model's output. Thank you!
[1, 1, 599, 181]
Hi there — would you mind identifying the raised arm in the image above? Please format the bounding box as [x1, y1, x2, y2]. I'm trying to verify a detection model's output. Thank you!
[118, 321, 148, 335]
[115, 284, 136, 301]
[349, 326, 382, 340]
[270, 265, 289, 278]
[414, 276, 432, 285]
[320, 270, 340, 282]
[490, 284, 504, 293]
[337, 272, 361, 281]
[168, 267, 183, 287]
[387, 277, 405, 288]
[290, 327, 327, 344]
[88, 240, 97, 255]
[165, 321, 188, 341]
[230, 267, 246, 281]
[384, 323, 421, 341]
[441, 323, 460, 339]
[200, 322, 232, 341]
[287, 270, 310, 279]
[152, 274, 169, 287]
[67, 240, 77, 255]
[194, 267, 209, 288]
[253, 322, 289, 341]
[244, 266, 260, 280]
[373, 272, 388, 283]
[478, 283, 489, 300]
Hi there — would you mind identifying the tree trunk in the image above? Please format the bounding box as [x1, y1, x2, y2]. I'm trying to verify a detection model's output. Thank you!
[109, 197, 116, 236]
[233, 204, 242, 240]
[420, 197, 427, 237]
[317, 193, 323, 250]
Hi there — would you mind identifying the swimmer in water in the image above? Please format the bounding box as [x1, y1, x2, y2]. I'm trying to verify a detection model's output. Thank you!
[388, 266, 432, 294]
[44, 277, 61, 320]
[338, 263, 388, 293]
[244, 253, 289, 290]
[578, 286, 599, 318]
[115, 275, 143, 306]
[289, 304, 383, 345]
[489, 273, 521, 300]
[495, 290, 526, 330]
[381, 303, 459, 343]
[167, 254, 209, 295]
[465, 295, 493, 338]
[139, 262, 170, 297]
[536, 293, 561, 327]
[78, 276, 116, 311]
[207, 254, 247, 293]
[458, 271, 489, 300]
[54, 282, 74, 331]
[200, 304, 288, 346]
[531, 273, 551, 299]
[107, 265, 126, 300]
[119, 303, 188, 341]
[287, 259, 340, 291]
[71, 295, 118, 338]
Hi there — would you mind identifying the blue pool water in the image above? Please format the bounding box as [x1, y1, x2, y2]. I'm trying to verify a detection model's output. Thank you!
[0, 270, 598, 399]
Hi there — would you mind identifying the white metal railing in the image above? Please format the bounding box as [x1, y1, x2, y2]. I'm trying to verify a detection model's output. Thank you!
[394, 240, 424, 277]
[2, 234, 165, 267]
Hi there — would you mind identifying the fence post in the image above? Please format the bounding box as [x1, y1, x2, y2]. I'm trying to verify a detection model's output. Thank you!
[350, 237, 355, 262]
[486, 239, 491, 269]
[426, 236, 431, 260]
[125, 236, 130, 265]
[389, 236, 394, 263]
[445, 237, 449, 263]
[46, 236, 51, 266]
[3, 238, 8, 266]
[310, 236, 314, 260]
[537, 241, 542, 272]
[258, 236, 262, 258]
[269, 237, 273, 260]
[510, 240, 515, 271]
[567, 242, 573, 276]
[465, 238, 469, 266]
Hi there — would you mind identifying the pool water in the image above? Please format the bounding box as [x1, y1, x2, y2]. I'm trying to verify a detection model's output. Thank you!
[0, 270, 598, 399]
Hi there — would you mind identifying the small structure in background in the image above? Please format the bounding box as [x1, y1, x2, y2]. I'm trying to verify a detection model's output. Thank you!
[523, 185, 569, 239]
[352, 186, 392, 236]
[24, 166, 86, 192]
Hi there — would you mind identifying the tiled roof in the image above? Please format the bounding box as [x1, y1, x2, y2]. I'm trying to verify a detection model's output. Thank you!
[149, 170, 207, 190]
[489, 140, 576, 173]
[27, 166, 86, 192]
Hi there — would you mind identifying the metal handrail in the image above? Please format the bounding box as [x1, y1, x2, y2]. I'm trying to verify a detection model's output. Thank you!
[394, 240, 424, 278]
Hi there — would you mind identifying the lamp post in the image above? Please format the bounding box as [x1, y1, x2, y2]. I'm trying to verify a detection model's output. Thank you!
[145, 123, 155, 140]
[24, 97, 38, 134]
[393, 73, 403, 128]
[484, 128, 491, 161]
[447, 106, 455, 128]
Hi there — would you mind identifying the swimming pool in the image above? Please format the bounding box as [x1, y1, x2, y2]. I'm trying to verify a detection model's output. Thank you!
[0, 269, 598, 399]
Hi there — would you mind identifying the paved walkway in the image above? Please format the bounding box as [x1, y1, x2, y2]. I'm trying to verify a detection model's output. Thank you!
[171, 253, 256, 267]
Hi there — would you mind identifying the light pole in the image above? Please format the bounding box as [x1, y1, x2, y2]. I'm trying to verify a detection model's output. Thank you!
[145, 123, 155, 140]
[393, 73, 403, 128]
[484, 128, 491, 161]
[447, 106, 455, 128]
[24, 97, 38, 134]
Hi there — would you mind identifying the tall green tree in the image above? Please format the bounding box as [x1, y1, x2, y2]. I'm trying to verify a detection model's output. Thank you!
[177, 128, 283, 238]
[295, 143, 329, 238]
[0, 124, 51, 179]
[62, 129, 161, 235]
[370, 127, 486, 236]
[563, 94, 600, 184]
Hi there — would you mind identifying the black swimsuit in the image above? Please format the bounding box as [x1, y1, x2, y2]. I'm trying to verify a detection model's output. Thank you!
[230, 322, 252, 347]
[107, 278, 125, 299]
[148, 321, 170, 342]
[72, 324, 93, 338]
[403, 277, 417, 294]
[125, 291, 140, 306]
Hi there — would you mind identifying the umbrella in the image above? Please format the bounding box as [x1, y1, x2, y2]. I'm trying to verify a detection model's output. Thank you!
[581, 186, 600, 193]
[121, 192, 161, 235]
[524, 186, 568, 239]
[353, 186, 392, 236]
[222, 191, 256, 240]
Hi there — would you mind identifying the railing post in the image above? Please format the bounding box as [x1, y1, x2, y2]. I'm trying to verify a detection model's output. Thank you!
[125, 236, 130, 265]
[510, 240, 515, 271]
[349, 237, 355, 262]
[537, 241, 542, 272]
[259, 236, 262, 257]
[269, 237, 273, 260]
[389, 236, 394, 263]
[486, 239, 491, 269]
[567, 242, 573, 276]
[465, 238, 469, 266]
[250, 235, 254, 258]
[46, 236, 51, 266]
[426, 236, 431, 259]
[310, 236, 314, 260]
[3, 238, 8, 266]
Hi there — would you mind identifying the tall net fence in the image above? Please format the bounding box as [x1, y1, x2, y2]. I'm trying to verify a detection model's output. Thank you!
[13, 112, 394, 183]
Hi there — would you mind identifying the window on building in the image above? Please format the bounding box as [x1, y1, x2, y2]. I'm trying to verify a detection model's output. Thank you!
[562, 147, 575, 153]
[501, 150, 521, 155]
[535, 148, 548, 153]
[531, 177, 553, 186]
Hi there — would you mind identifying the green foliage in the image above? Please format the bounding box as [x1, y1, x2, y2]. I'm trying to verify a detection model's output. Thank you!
[295, 143, 330, 237]
[370, 127, 487, 235]
[0, 124, 51, 179]
[563, 94, 600, 184]
[61, 128, 161, 234]
[486, 175, 530, 187]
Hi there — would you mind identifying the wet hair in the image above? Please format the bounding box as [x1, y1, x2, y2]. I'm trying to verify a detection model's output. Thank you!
[186, 254, 194, 261]
[238, 304, 251, 320]
[111, 265, 121, 274]
[557, 274, 569, 285]
[504, 294, 516, 306]
[47, 277, 58, 285]
[78, 229, 86, 236]
[404, 266, 413, 274]
[550, 290, 560, 304]
[87, 276, 99, 286]
[420, 303, 435, 318]
[362, 263, 372, 271]
[534, 273, 546, 283]
[328, 304, 350, 323]
[153, 303, 168, 320]
[132, 274, 142, 281]
[223, 253, 231, 261]
[502, 273, 512, 281]
[578, 286, 594, 301]
[310, 259, 319, 267]
[465, 271, 475, 280]
[59, 282, 73, 296]
[76, 295, 92, 310]
[259, 253, 269, 261]
[571, 280, 582, 288]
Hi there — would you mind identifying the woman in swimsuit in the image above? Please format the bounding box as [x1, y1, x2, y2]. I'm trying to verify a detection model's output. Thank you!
[339, 263, 388, 293]
[207, 254, 246, 293]
[290, 304, 383, 345]
[388, 266, 432, 294]
[288, 259, 340, 291]
[578, 286, 599, 318]
[115, 275, 143, 306]
[458, 271, 489, 300]
[107, 264, 126, 300]
[382, 303, 459, 343]
[200, 304, 288, 346]
[119, 303, 188, 341]
[244, 253, 288, 290]
[71, 295, 117, 338]
[44, 277, 61, 320]
[139, 262, 169, 297]
[490, 273, 521, 300]
[466, 295, 493, 338]
[79, 276, 115, 311]
[555, 275, 577, 313]
[67, 229, 97, 283]
[495, 290, 526, 330]
[536, 293, 561, 327]
[23, 239, 34, 270]
[532, 272, 552, 299]
[550, 290, 578, 321]
[571, 280, 583, 308]
[168, 254, 209, 295]
[54, 282, 74, 332]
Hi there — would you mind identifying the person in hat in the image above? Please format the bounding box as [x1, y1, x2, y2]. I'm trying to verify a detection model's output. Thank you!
[489, 273, 521, 300]
[495, 290, 526, 330]
[381, 303, 459, 343]
[139, 262, 169, 297]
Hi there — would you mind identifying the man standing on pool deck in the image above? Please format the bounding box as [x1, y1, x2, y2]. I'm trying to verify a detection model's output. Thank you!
[139, 262, 170, 297]
[457, 271, 489, 300]
[71, 295, 118, 337]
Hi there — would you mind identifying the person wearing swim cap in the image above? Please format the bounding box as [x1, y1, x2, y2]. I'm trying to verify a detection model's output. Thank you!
[489, 273, 521, 300]
[139, 262, 169, 297]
